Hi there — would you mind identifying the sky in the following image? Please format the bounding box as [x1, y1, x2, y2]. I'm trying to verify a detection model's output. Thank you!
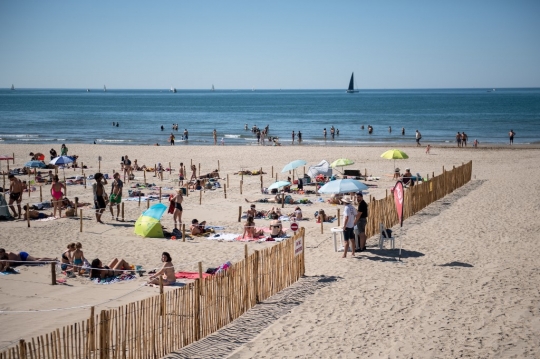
[1, 1, 539, 89]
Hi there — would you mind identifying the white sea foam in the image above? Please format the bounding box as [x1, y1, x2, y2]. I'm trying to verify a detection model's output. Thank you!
[0, 134, 39, 138]
[224, 134, 241, 138]
[18, 138, 55, 141]
[96, 139, 133, 143]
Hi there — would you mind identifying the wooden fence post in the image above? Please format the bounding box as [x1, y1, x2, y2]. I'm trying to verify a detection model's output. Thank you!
[159, 187, 162, 202]
[80, 209, 83, 232]
[39, 185, 43, 202]
[27, 203, 30, 228]
[198, 163, 201, 178]
[182, 224, 186, 242]
[121, 202, 124, 222]
[337, 208, 340, 227]
[138, 193, 141, 207]
[159, 276, 164, 316]
[51, 262, 56, 285]
[194, 270, 201, 340]
[271, 166, 274, 178]
[253, 250, 259, 303]
[224, 184, 227, 199]
[19, 339, 27, 359]
[238, 206, 242, 222]
[240, 180, 243, 194]
[89, 306, 95, 351]
[199, 189, 202, 205]
[99, 310, 109, 359]
[244, 244, 249, 309]
[281, 192, 285, 208]
[144, 170, 147, 184]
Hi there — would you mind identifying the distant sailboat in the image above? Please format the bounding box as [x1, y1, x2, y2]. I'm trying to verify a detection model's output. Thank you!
[170, 86, 177, 93]
[211, 84, 215, 92]
[346, 72, 359, 93]
[11, 84, 14, 91]
[104, 85, 107, 92]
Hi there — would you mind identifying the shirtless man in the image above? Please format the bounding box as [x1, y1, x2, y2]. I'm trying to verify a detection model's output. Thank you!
[8, 174, 23, 219]
[23, 205, 52, 220]
[109, 172, 123, 221]
[190, 219, 207, 235]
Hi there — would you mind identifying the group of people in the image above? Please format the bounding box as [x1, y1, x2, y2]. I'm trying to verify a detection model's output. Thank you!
[322, 126, 340, 139]
[340, 191, 369, 258]
[91, 172, 124, 223]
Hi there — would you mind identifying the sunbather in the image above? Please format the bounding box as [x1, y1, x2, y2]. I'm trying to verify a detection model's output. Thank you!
[190, 219, 207, 235]
[90, 258, 131, 280]
[23, 205, 53, 220]
[243, 216, 264, 239]
[147, 252, 176, 286]
[0, 248, 56, 265]
[317, 209, 336, 223]
[269, 213, 284, 238]
[289, 206, 303, 220]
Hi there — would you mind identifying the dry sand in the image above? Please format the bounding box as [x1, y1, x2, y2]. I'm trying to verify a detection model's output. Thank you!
[1, 143, 540, 358]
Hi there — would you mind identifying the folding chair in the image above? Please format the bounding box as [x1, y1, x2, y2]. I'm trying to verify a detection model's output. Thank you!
[379, 223, 395, 250]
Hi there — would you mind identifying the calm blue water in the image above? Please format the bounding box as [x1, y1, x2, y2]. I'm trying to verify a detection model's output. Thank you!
[0, 88, 539, 146]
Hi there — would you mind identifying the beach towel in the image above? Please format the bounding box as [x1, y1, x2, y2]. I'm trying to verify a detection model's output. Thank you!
[92, 273, 136, 284]
[175, 272, 212, 279]
[0, 268, 19, 275]
[206, 233, 241, 242]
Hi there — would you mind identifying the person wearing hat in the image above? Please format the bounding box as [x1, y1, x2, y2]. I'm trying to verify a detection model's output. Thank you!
[341, 196, 357, 258]
[393, 168, 401, 180]
[354, 191, 368, 251]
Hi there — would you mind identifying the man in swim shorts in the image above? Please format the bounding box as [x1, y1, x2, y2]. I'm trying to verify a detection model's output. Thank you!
[8, 174, 23, 219]
[109, 172, 123, 221]
[92, 173, 108, 223]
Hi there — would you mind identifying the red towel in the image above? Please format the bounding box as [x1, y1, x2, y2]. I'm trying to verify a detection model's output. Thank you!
[175, 272, 211, 279]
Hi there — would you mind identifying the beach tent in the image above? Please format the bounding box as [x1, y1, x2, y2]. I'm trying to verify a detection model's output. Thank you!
[134, 203, 167, 238]
[0, 194, 11, 220]
[307, 160, 333, 179]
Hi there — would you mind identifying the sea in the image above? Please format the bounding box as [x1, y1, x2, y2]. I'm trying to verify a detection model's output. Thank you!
[1, 88, 539, 146]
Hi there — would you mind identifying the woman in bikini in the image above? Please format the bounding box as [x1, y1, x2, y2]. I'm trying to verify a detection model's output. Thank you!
[269, 213, 284, 238]
[172, 189, 183, 230]
[90, 258, 131, 280]
[190, 164, 197, 180]
[147, 252, 176, 286]
[50, 175, 66, 218]
[243, 216, 264, 239]
[60, 243, 75, 274]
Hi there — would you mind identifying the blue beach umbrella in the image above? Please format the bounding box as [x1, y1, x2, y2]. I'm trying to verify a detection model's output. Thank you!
[318, 179, 368, 194]
[281, 159, 307, 173]
[142, 203, 167, 220]
[268, 181, 291, 190]
[24, 160, 47, 169]
[49, 156, 75, 166]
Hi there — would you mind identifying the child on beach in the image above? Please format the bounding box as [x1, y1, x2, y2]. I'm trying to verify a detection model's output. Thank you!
[473, 139, 479, 148]
[72, 242, 86, 275]
[426, 144, 431, 154]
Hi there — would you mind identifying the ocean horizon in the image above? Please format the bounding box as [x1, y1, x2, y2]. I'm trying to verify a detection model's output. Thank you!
[1, 88, 539, 146]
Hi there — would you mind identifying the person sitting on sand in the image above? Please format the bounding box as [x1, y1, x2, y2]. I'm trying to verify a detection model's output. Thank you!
[190, 219, 207, 235]
[266, 206, 282, 218]
[147, 252, 176, 286]
[243, 216, 264, 239]
[269, 213, 284, 238]
[289, 206, 303, 220]
[402, 168, 414, 186]
[0, 248, 56, 266]
[72, 242, 86, 275]
[327, 193, 343, 205]
[317, 209, 336, 223]
[0, 252, 13, 272]
[393, 168, 401, 180]
[188, 179, 202, 191]
[247, 204, 257, 218]
[60, 243, 75, 273]
[23, 205, 53, 220]
[90, 258, 131, 280]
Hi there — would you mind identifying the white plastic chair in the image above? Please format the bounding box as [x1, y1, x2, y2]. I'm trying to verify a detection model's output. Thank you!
[379, 223, 395, 250]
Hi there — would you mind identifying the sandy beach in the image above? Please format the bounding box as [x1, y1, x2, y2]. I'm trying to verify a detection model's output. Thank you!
[1, 142, 540, 358]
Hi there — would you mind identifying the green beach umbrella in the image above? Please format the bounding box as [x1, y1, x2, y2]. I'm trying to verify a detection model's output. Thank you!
[330, 158, 355, 173]
[134, 203, 167, 238]
[380, 149, 409, 170]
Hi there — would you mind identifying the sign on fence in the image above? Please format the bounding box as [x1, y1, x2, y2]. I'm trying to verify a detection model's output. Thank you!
[294, 236, 303, 257]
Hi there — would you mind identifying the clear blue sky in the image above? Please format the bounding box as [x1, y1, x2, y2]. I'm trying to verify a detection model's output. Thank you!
[1, 0, 539, 89]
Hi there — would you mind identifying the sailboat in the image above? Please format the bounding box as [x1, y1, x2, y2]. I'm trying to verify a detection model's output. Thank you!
[103, 85, 107, 92]
[346, 72, 359, 93]
[211, 84, 215, 92]
[11, 84, 14, 91]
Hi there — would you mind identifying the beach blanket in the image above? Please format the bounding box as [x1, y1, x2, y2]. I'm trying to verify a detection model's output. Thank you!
[0, 268, 19, 275]
[206, 233, 242, 241]
[175, 272, 212, 279]
[92, 273, 136, 284]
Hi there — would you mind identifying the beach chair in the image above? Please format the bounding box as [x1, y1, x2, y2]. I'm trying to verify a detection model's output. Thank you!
[379, 223, 395, 250]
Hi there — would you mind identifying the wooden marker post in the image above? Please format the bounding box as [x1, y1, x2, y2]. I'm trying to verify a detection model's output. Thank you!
[74, 198, 78, 218]
[147, 199, 150, 209]
[79, 209, 83, 232]
[12, 153, 15, 165]
[144, 170, 147, 184]
[198, 262, 203, 280]
[275, 173, 278, 182]
[271, 166, 274, 178]
[337, 208, 341, 226]
[240, 180, 243, 195]
[320, 219, 323, 234]
[121, 202, 125, 222]
[198, 163, 201, 178]
[27, 203, 30, 228]
[227, 174, 229, 188]
[224, 184, 227, 199]
[98, 159, 101, 172]
[365, 168, 367, 178]
[218, 160, 220, 171]
[159, 187, 162, 203]
[182, 224, 186, 242]
[260, 174, 263, 190]
[51, 262, 56, 285]
[138, 193, 141, 207]
[6, 161, 9, 173]
[199, 189, 202, 205]
[39, 186, 43, 202]
[281, 192, 285, 208]
[154, 164, 157, 177]
[81, 162, 84, 173]
[238, 206, 242, 222]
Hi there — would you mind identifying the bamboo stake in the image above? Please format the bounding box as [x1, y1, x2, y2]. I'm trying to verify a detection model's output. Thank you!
[337, 208, 340, 226]
[51, 262, 56, 285]
[182, 224, 186, 242]
[199, 189, 202, 205]
[121, 202, 124, 222]
[27, 203, 30, 228]
[159, 187, 162, 202]
[240, 180, 243, 194]
[224, 184, 227, 199]
[80, 210, 83, 232]
[238, 206, 242, 222]
[147, 198, 150, 209]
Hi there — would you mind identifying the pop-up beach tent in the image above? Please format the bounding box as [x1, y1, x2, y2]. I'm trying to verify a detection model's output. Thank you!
[134, 203, 167, 238]
[0, 194, 11, 220]
[307, 160, 333, 179]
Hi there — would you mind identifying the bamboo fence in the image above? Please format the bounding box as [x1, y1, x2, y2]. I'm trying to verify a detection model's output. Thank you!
[0, 228, 306, 359]
[365, 161, 473, 238]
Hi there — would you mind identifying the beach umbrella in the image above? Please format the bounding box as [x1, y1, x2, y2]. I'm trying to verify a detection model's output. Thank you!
[134, 203, 167, 238]
[318, 179, 368, 194]
[330, 158, 355, 173]
[281, 159, 307, 173]
[380, 149, 409, 170]
[24, 160, 47, 169]
[49, 156, 75, 166]
[268, 181, 291, 190]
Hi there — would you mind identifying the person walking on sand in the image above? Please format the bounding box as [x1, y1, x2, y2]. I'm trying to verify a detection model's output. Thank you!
[190, 164, 197, 180]
[60, 144, 68, 156]
[50, 175, 66, 218]
[109, 172, 123, 221]
[415, 130, 422, 147]
[341, 196, 357, 258]
[354, 192, 368, 252]
[8, 174, 23, 219]
[171, 189, 183, 230]
[509, 129, 515, 145]
[92, 173, 108, 224]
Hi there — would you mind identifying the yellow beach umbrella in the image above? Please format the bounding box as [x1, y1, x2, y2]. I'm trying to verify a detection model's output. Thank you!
[380, 149, 409, 170]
